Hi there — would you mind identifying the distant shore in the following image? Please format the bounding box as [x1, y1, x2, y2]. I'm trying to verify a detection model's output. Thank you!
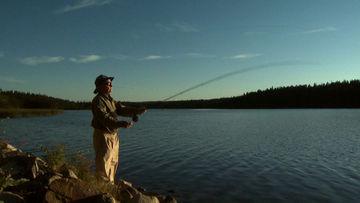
[1, 79, 360, 109]
[0, 108, 63, 118]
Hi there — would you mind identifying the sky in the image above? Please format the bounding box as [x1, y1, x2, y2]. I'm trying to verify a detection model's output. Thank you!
[1, 0, 360, 102]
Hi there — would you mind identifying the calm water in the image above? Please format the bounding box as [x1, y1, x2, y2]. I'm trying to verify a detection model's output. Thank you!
[1, 109, 359, 202]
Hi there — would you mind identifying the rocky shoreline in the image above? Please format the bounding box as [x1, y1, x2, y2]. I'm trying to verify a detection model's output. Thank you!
[0, 140, 177, 203]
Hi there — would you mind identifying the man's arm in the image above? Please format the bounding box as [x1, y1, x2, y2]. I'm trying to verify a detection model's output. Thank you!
[93, 99, 132, 128]
[116, 102, 146, 117]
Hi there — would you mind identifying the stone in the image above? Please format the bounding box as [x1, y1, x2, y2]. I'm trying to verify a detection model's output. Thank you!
[0, 140, 47, 180]
[0, 140, 19, 155]
[117, 184, 161, 203]
[0, 155, 47, 179]
[159, 195, 177, 203]
[73, 193, 118, 203]
[119, 187, 134, 201]
[132, 192, 160, 203]
[59, 167, 78, 179]
[117, 179, 133, 187]
[28, 157, 47, 179]
[44, 178, 101, 202]
[47, 173, 63, 185]
[0, 191, 24, 203]
[0, 140, 177, 203]
[44, 190, 68, 203]
[3, 175, 47, 202]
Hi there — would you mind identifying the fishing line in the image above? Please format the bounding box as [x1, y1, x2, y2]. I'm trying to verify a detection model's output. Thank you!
[163, 60, 316, 101]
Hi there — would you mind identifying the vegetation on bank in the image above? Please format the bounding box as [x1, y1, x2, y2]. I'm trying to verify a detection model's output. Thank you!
[1, 141, 177, 202]
[0, 90, 89, 110]
[1, 79, 360, 110]
[137, 79, 360, 108]
[41, 145, 134, 199]
[0, 143, 107, 192]
[40, 145, 100, 187]
[0, 108, 63, 118]
[0, 90, 87, 118]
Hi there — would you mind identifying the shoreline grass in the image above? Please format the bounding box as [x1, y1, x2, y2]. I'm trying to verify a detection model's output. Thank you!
[0, 108, 63, 118]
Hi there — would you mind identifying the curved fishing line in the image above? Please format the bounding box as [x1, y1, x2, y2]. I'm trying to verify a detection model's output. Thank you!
[163, 60, 315, 101]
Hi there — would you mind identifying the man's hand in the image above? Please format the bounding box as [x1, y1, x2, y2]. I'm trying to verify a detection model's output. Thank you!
[118, 121, 133, 128]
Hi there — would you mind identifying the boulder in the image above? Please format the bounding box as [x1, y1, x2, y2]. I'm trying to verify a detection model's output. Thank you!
[157, 195, 177, 203]
[73, 193, 117, 203]
[58, 165, 78, 179]
[0, 154, 47, 179]
[116, 180, 176, 203]
[44, 190, 68, 203]
[0, 140, 19, 157]
[117, 179, 133, 187]
[3, 175, 47, 202]
[44, 178, 101, 202]
[1, 140, 177, 203]
[132, 192, 160, 203]
[47, 173, 64, 185]
[116, 182, 161, 203]
[0, 140, 47, 180]
[0, 191, 24, 203]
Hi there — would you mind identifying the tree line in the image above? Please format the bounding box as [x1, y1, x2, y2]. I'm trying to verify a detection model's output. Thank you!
[0, 90, 90, 109]
[134, 79, 360, 108]
[1, 79, 360, 109]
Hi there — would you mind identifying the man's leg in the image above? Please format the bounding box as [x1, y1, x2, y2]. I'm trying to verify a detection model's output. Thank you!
[109, 134, 119, 182]
[93, 129, 119, 182]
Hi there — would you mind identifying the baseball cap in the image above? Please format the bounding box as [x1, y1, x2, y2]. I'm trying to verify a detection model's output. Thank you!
[94, 74, 114, 93]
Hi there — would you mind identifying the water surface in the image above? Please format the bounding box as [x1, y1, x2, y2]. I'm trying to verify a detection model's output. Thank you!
[1, 109, 359, 202]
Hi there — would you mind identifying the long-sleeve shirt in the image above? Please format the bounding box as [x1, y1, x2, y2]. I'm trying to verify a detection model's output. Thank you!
[91, 93, 124, 133]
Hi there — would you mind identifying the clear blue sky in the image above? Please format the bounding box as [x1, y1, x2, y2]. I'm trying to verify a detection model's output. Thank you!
[1, 0, 360, 102]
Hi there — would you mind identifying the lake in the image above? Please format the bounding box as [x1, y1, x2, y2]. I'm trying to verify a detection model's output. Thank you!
[1, 109, 359, 202]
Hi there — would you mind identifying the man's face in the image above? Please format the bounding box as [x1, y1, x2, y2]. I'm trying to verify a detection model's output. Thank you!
[99, 80, 112, 94]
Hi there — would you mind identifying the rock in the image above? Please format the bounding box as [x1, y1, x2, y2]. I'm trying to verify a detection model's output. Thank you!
[4, 175, 47, 202]
[117, 184, 161, 203]
[28, 157, 47, 179]
[0, 140, 177, 203]
[0, 140, 47, 179]
[0, 154, 47, 179]
[44, 178, 101, 202]
[47, 173, 63, 185]
[119, 188, 134, 200]
[157, 195, 177, 203]
[117, 179, 133, 187]
[115, 179, 177, 203]
[65, 169, 78, 179]
[0, 168, 5, 177]
[58, 165, 78, 179]
[137, 186, 147, 193]
[0, 140, 19, 157]
[133, 192, 160, 203]
[73, 193, 118, 203]
[0, 191, 24, 203]
[44, 190, 68, 203]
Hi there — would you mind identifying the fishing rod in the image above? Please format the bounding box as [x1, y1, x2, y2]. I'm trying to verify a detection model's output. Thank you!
[126, 60, 316, 122]
[162, 60, 317, 101]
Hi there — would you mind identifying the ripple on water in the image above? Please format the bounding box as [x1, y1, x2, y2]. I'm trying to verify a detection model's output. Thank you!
[2, 109, 360, 203]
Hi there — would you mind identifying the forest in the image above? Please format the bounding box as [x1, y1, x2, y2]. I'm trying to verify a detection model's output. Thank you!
[1, 80, 360, 109]
[135, 80, 360, 108]
[0, 90, 90, 109]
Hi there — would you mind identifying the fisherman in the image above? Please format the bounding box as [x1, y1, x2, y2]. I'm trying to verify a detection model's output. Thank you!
[91, 74, 146, 183]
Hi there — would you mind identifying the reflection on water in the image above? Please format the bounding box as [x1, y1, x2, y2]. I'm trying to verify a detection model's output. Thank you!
[1, 109, 360, 202]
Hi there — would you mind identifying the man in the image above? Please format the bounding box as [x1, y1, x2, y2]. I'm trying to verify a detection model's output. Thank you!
[91, 74, 146, 182]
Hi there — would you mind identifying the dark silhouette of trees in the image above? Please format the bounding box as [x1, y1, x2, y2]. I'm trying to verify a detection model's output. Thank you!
[135, 79, 360, 108]
[1, 79, 360, 109]
[0, 90, 90, 109]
